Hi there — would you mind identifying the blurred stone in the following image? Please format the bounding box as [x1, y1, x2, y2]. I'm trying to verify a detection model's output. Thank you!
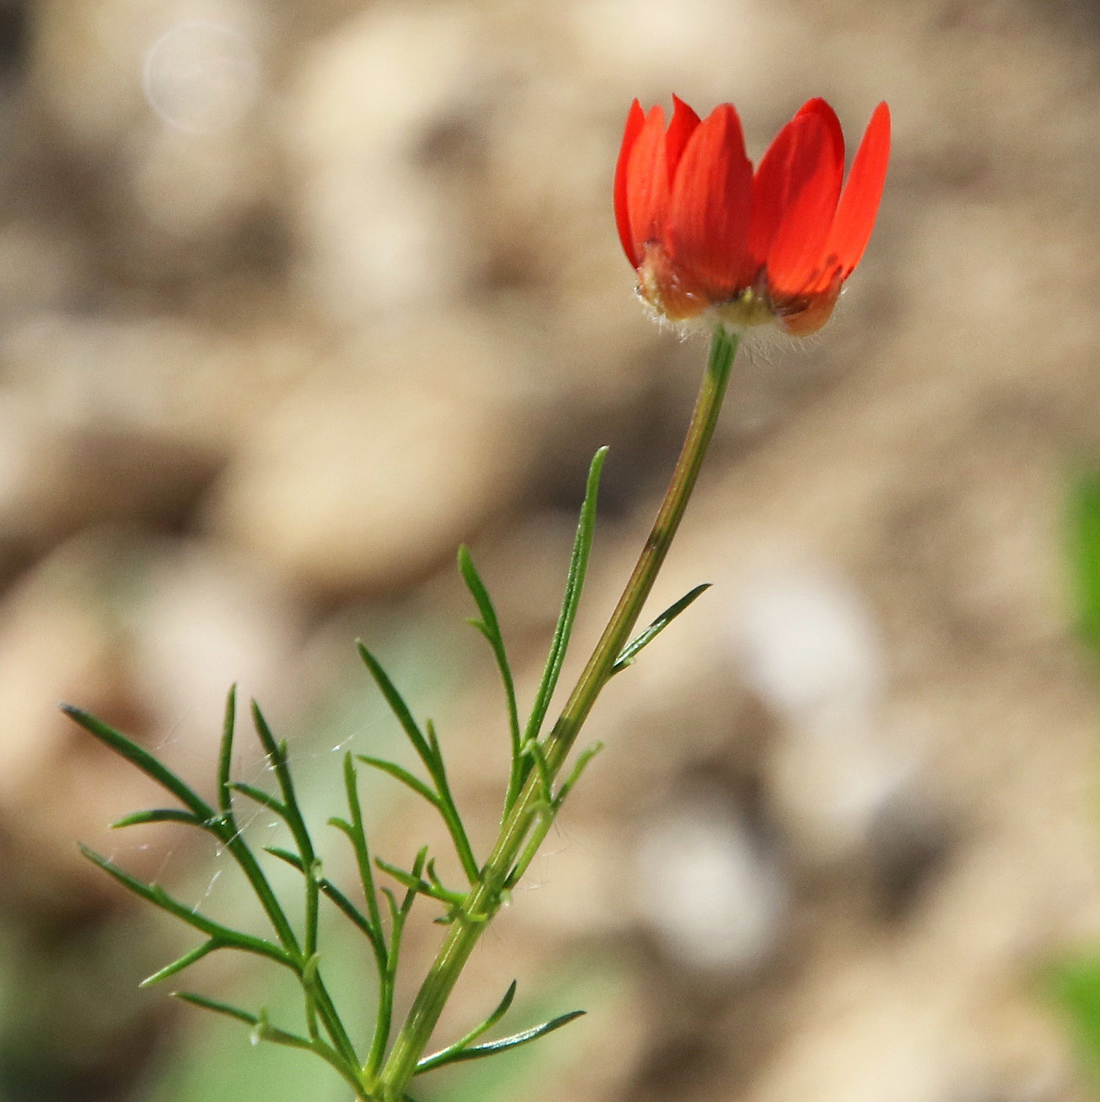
[2, 313, 312, 453]
[205, 312, 544, 594]
[29, 0, 155, 149]
[0, 388, 216, 551]
[283, 1, 492, 321]
[0, 220, 90, 317]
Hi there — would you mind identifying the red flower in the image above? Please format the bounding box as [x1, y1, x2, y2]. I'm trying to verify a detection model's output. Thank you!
[615, 96, 890, 335]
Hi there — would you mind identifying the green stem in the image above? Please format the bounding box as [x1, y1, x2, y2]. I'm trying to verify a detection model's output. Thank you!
[373, 327, 739, 1102]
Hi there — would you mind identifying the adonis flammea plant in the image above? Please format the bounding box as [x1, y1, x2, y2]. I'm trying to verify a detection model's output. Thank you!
[68, 94, 890, 1102]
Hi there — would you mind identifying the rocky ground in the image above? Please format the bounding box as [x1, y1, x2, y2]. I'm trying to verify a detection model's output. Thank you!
[1, 1, 1100, 1101]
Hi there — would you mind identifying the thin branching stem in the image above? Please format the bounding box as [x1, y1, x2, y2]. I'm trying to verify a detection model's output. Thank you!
[375, 328, 740, 1102]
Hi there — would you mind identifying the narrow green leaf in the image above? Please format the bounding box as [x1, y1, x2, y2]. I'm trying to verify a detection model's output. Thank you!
[249, 706, 312, 860]
[611, 583, 711, 674]
[309, 975, 359, 1071]
[215, 829, 300, 959]
[477, 981, 517, 1034]
[229, 781, 288, 819]
[553, 741, 604, 809]
[206, 762, 356, 1084]
[519, 738, 553, 805]
[61, 706, 215, 821]
[421, 722, 479, 883]
[424, 858, 449, 894]
[524, 447, 608, 746]
[458, 546, 522, 790]
[356, 644, 432, 764]
[174, 994, 365, 1096]
[373, 850, 429, 1083]
[266, 846, 383, 954]
[410, 981, 517, 1075]
[463, 981, 516, 1043]
[250, 702, 320, 960]
[423, 858, 470, 917]
[111, 808, 203, 829]
[88, 691, 299, 960]
[178, 997, 361, 1090]
[355, 651, 478, 881]
[340, 754, 385, 938]
[376, 850, 426, 1082]
[401, 848, 429, 917]
[264, 845, 302, 868]
[141, 940, 221, 986]
[174, 990, 259, 1026]
[248, 697, 282, 763]
[320, 885, 382, 950]
[505, 796, 555, 891]
[80, 846, 293, 969]
[217, 685, 238, 815]
[415, 1009, 585, 1074]
[357, 756, 441, 810]
[375, 857, 464, 906]
[381, 887, 400, 927]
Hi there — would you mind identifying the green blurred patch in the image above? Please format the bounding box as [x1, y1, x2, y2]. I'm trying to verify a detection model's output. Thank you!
[1069, 472, 1100, 656]
[1051, 957, 1100, 1084]
[1056, 474, 1100, 1086]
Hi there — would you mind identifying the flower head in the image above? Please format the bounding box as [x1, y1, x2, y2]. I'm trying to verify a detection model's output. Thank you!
[615, 96, 890, 335]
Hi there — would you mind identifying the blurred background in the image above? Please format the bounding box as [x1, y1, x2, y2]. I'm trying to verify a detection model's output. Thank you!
[2, 0, 1100, 1100]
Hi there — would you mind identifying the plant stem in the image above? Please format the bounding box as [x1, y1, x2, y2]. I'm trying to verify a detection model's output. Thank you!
[374, 327, 740, 1102]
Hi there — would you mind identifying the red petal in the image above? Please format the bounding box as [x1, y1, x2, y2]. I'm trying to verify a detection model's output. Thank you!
[747, 111, 842, 295]
[665, 103, 753, 300]
[665, 95, 701, 180]
[824, 101, 891, 280]
[767, 116, 844, 294]
[625, 105, 673, 267]
[796, 98, 844, 167]
[614, 99, 646, 266]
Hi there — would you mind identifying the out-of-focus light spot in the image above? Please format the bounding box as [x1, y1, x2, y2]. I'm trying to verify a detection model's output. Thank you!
[141, 20, 259, 134]
[731, 560, 912, 861]
[634, 798, 787, 973]
[735, 564, 885, 728]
